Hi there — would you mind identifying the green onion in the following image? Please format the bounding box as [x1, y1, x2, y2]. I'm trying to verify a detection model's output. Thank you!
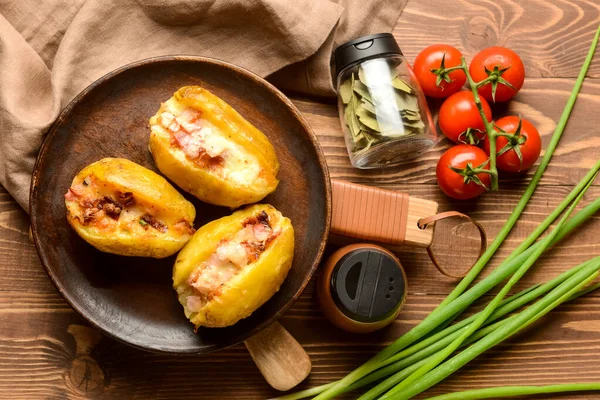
[380, 259, 587, 369]
[368, 171, 595, 400]
[271, 262, 597, 400]
[426, 383, 600, 400]
[356, 261, 595, 400]
[312, 25, 600, 400]
[380, 258, 600, 399]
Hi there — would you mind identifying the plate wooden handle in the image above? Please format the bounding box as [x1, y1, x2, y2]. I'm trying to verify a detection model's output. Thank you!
[244, 321, 311, 391]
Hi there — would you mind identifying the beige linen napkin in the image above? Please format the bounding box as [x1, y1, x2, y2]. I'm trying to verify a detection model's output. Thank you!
[0, 0, 406, 210]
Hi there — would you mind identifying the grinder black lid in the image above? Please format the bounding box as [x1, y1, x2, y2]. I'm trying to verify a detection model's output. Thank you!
[330, 247, 406, 323]
[334, 33, 402, 76]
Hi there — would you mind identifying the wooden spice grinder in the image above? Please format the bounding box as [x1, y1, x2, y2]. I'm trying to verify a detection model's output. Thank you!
[318, 244, 408, 333]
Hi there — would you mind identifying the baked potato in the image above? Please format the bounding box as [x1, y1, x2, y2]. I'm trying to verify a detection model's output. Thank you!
[65, 158, 196, 258]
[173, 204, 294, 328]
[148, 86, 280, 208]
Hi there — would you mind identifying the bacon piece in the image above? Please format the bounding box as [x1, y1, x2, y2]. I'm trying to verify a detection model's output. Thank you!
[140, 214, 168, 233]
[188, 262, 238, 297]
[196, 150, 224, 170]
[253, 222, 271, 242]
[243, 211, 270, 228]
[116, 191, 134, 207]
[177, 108, 203, 133]
[97, 197, 123, 220]
[83, 207, 101, 223]
[64, 188, 79, 201]
[186, 295, 206, 313]
[174, 219, 195, 235]
[102, 202, 121, 219]
[241, 241, 266, 263]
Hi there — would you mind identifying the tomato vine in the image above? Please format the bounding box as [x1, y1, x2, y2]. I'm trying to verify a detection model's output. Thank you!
[434, 58, 515, 191]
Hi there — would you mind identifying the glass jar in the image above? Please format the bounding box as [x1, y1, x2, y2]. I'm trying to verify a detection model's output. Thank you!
[334, 33, 438, 169]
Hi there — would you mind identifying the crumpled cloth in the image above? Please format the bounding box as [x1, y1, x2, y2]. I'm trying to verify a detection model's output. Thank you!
[0, 0, 406, 209]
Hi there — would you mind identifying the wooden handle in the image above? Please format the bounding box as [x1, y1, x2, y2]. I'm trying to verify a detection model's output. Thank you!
[330, 179, 438, 248]
[244, 322, 311, 391]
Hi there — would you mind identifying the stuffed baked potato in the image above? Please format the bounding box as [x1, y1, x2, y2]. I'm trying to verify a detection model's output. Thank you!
[173, 204, 294, 328]
[65, 158, 196, 258]
[149, 86, 280, 208]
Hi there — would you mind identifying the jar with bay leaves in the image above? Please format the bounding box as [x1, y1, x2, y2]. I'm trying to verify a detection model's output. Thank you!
[334, 33, 438, 168]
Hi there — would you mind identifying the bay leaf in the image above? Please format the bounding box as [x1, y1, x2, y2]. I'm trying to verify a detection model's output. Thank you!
[353, 80, 372, 102]
[392, 76, 414, 93]
[346, 103, 361, 137]
[401, 110, 422, 121]
[360, 132, 375, 151]
[378, 126, 406, 138]
[403, 119, 425, 129]
[358, 67, 368, 87]
[339, 78, 353, 104]
[395, 91, 419, 112]
[360, 98, 376, 114]
[357, 112, 382, 132]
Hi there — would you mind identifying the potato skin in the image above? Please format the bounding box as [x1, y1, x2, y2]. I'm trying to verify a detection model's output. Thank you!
[173, 204, 294, 328]
[149, 86, 279, 208]
[65, 158, 196, 258]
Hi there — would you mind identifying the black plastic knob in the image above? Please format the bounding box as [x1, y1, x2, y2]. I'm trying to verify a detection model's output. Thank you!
[331, 247, 406, 323]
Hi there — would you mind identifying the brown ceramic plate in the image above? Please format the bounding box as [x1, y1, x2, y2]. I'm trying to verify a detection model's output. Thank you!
[30, 56, 331, 354]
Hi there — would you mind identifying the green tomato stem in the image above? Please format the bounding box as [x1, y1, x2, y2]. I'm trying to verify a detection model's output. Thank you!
[460, 56, 500, 191]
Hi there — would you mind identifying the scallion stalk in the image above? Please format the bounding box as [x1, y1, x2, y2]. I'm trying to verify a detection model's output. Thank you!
[357, 262, 595, 399]
[426, 383, 600, 400]
[380, 257, 600, 399]
[364, 179, 594, 400]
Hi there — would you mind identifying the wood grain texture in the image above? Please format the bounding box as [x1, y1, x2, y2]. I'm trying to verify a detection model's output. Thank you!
[392, 0, 600, 79]
[2, 0, 600, 398]
[0, 287, 600, 399]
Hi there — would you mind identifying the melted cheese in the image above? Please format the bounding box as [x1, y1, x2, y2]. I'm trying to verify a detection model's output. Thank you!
[157, 99, 263, 186]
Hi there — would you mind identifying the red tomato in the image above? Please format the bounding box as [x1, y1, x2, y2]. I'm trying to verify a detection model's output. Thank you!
[436, 145, 490, 200]
[469, 47, 525, 102]
[413, 44, 467, 98]
[484, 116, 541, 173]
[438, 91, 492, 143]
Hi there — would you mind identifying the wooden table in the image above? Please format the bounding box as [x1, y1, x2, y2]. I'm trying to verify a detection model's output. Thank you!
[2, 1, 600, 398]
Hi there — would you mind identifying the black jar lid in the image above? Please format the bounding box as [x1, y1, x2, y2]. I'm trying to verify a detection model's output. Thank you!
[334, 33, 402, 77]
[331, 247, 406, 323]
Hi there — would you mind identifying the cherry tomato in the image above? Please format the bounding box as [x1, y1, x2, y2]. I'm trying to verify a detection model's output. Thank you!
[413, 44, 467, 98]
[469, 47, 525, 102]
[484, 116, 541, 173]
[438, 91, 492, 143]
[436, 145, 490, 200]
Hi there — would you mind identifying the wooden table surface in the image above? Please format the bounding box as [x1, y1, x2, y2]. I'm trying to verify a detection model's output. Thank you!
[2, 0, 600, 399]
